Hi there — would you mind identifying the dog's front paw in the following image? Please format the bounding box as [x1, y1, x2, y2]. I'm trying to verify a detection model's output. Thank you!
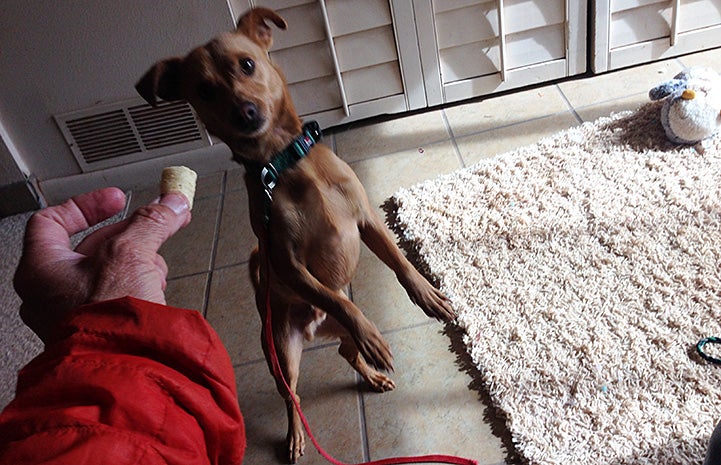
[366, 370, 396, 392]
[353, 320, 394, 372]
[417, 286, 456, 322]
[401, 272, 456, 322]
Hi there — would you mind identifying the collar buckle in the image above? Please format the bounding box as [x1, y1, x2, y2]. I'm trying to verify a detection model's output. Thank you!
[260, 163, 278, 224]
[249, 121, 322, 226]
[260, 163, 279, 192]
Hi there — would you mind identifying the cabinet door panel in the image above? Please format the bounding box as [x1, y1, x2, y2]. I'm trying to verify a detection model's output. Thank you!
[419, 0, 586, 104]
[610, 3, 671, 49]
[434, 0, 489, 13]
[234, 0, 589, 125]
[679, 0, 721, 32]
[440, 39, 500, 83]
[239, 0, 420, 127]
[443, 59, 567, 103]
[271, 42, 334, 85]
[435, 3, 499, 50]
[271, 2, 326, 49]
[326, 0, 392, 36]
[594, 0, 721, 72]
[504, 0, 565, 35]
[344, 62, 404, 105]
[289, 76, 342, 116]
[506, 24, 566, 69]
[254, 0, 310, 10]
[335, 26, 398, 72]
[611, 0, 663, 13]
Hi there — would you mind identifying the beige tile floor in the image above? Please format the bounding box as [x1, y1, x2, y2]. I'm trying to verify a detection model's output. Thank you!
[128, 48, 721, 464]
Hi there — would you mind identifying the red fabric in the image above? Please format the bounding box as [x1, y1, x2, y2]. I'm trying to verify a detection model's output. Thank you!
[0, 297, 245, 465]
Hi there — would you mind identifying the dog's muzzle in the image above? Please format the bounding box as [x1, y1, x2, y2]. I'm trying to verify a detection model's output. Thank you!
[232, 101, 264, 133]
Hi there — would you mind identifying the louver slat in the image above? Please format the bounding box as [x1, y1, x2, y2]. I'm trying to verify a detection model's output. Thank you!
[66, 109, 141, 161]
[129, 102, 203, 151]
[55, 99, 211, 172]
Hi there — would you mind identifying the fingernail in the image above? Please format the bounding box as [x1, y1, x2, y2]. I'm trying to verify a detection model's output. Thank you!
[159, 193, 190, 215]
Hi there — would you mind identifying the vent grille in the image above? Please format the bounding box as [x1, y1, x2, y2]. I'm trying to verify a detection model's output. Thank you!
[55, 99, 211, 172]
[129, 102, 203, 150]
[65, 110, 141, 163]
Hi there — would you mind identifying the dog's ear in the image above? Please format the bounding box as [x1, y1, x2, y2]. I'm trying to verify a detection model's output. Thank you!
[236, 7, 287, 50]
[135, 58, 184, 106]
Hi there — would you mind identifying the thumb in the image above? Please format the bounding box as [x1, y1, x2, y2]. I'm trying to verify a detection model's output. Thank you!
[122, 193, 192, 255]
[87, 193, 191, 305]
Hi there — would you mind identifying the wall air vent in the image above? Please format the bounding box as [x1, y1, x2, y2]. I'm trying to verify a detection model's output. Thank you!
[55, 99, 211, 172]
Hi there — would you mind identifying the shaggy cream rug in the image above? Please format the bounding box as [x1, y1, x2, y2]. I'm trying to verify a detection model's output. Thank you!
[387, 101, 721, 465]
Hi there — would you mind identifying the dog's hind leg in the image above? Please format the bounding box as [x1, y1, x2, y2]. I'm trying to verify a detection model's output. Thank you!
[260, 301, 306, 464]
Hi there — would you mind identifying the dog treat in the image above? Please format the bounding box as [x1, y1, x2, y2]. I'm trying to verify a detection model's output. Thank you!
[160, 166, 197, 209]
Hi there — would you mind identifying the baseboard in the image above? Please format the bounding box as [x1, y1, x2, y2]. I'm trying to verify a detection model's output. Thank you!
[0, 178, 42, 217]
[38, 143, 238, 206]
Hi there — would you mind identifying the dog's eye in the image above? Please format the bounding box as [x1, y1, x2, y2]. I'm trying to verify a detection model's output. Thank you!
[197, 82, 216, 102]
[240, 58, 255, 76]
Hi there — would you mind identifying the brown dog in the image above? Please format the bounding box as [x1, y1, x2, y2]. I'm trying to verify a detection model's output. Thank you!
[136, 7, 455, 463]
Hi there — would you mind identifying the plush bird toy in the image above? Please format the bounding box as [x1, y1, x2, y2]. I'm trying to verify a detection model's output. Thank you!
[649, 66, 721, 144]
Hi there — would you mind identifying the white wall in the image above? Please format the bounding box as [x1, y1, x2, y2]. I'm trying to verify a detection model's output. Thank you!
[0, 0, 235, 184]
[0, 118, 26, 185]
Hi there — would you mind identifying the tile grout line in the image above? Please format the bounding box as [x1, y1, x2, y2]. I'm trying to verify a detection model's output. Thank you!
[229, 319, 437, 369]
[345, 135, 457, 167]
[345, 107, 581, 169]
[458, 107, 582, 140]
[554, 84, 584, 125]
[441, 109, 467, 169]
[381, 319, 436, 337]
[356, 372, 372, 462]
[201, 170, 227, 318]
[674, 56, 689, 69]
[166, 269, 212, 282]
[348, 260, 371, 462]
[343, 88, 604, 167]
[571, 91, 650, 119]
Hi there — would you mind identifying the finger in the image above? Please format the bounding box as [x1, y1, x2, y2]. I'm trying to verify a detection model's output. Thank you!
[73, 187, 128, 227]
[155, 253, 169, 281]
[22, 187, 127, 256]
[89, 257, 170, 305]
[119, 193, 191, 256]
[78, 192, 192, 256]
[74, 218, 130, 256]
[155, 254, 169, 292]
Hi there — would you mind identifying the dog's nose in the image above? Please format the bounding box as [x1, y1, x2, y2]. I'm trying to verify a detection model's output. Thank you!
[239, 101, 258, 121]
[232, 101, 262, 132]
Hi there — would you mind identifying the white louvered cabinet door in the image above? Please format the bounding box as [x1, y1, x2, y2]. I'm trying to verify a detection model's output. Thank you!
[414, 0, 587, 105]
[232, 0, 425, 128]
[593, 0, 721, 72]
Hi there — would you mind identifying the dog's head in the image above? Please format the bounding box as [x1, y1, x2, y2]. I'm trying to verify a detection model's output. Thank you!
[136, 8, 292, 154]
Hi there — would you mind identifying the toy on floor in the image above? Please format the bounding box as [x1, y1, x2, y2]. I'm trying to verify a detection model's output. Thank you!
[649, 66, 721, 144]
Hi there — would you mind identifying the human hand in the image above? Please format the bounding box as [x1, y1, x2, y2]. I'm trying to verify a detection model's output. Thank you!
[13, 187, 192, 342]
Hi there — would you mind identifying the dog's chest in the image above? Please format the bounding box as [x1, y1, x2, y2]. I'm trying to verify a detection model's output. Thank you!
[281, 178, 363, 288]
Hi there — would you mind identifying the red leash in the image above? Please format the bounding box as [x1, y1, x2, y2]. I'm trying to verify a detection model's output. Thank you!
[263, 279, 477, 465]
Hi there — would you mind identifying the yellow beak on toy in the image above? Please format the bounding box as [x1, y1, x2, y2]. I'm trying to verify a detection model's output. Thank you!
[681, 89, 696, 100]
